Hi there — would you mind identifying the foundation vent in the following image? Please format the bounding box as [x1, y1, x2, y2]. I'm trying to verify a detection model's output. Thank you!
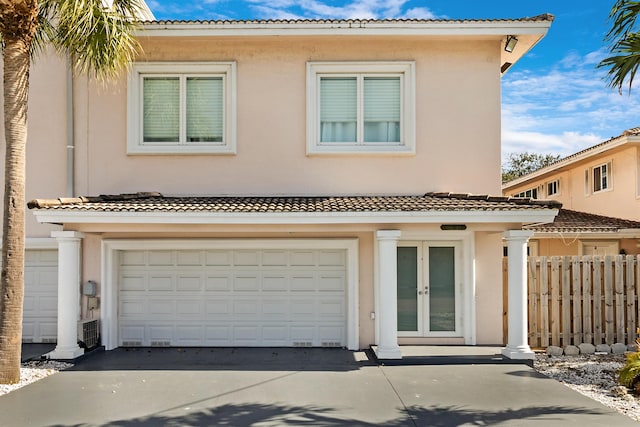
[122, 341, 142, 347]
[150, 341, 171, 347]
[293, 341, 312, 347]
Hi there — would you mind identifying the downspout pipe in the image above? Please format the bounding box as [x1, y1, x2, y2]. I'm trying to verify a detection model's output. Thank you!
[66, 60, 74, 197]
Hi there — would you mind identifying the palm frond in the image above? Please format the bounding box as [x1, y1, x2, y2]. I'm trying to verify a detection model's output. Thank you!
[44, 0, 144, 80]
[605, 0, 640, 41]
[599, 32, 640, 93]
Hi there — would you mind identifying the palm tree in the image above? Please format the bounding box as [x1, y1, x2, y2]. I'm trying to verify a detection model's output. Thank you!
[0, 0, 145, 384]
[599, 0, 640, 93]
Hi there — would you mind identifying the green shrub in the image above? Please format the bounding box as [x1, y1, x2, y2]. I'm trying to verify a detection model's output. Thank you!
[619, 350, 640, 392]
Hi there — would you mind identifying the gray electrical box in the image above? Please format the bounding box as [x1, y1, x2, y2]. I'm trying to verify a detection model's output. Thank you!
[83, 280, 97, 296]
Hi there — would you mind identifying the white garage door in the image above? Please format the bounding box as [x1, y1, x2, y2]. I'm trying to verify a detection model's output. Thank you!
[118, 249, 347, 347]
[23, 249, 58, 343]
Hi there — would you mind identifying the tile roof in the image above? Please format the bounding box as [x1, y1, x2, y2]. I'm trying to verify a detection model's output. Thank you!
[503, 125, 640, 187]
[525, 209, 640, 233]
[27, 192, 560, 213]
[143, 15, 554, 25]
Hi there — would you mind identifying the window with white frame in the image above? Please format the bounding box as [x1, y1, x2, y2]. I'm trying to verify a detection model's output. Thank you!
[513, 187, 538, 199]
[585, 162, 612, 194]
[306, 62, 415, 155]
[127, 62, 236, 154]
[546, 179, 560, 197]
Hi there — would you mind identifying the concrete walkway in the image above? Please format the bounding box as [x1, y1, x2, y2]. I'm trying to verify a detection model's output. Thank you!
[1, 347, 637, 426]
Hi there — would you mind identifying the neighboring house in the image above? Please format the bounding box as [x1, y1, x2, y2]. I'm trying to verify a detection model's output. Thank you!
[4, 12, 558, 360]
[522, 209, 640, 256]
[503, 127, 640, 221]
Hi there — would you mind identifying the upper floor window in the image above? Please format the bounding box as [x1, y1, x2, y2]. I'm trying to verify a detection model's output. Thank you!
[127, 62, 236, 155]
[585, 162, 612, 194]
[546, 179, 560, 197]
[306, 62, 415, 155]
[513, 187, 538, 199]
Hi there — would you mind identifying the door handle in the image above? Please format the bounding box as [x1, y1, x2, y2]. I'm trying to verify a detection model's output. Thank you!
[424, 286, 429, 294]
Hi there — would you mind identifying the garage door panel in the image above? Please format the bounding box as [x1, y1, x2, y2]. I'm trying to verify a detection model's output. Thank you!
[318, 250, 346, 266]
[39, 296, 58, 314]
[149, 274, 174, 291]
[205, 300, 232, 316]
[177, 275, 203, 291]
[233, 299, 260, 317]
[149, 299, 175, 315]
[290, 275, 315, 291]
[262, 251, 288, 266]
[149, 251, 174, 266]
[233, 274, 260, 291]
[205, 250, 232, 266]
[23, 249, 58, 343]
[317, 272, 346, 291]
[121, 275, 146, 291]
[121, 251, 146, 266]
[119, 248, 347, 347]
[176, 300, 203, 316]
[234, 251, 260, 266]
[262, 274, 288, 291]
[176, 251, 203, 266]
[205, 275, 231, 291]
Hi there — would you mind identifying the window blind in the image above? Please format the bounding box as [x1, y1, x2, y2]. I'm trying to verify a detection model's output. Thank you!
[143, 77, 180, 142]
[320, 77, 357, 142]
[363, 77, 400, 142]
[186, 77, 224, 142]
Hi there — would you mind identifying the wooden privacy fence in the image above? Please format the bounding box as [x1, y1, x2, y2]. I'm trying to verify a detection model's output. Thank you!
[503, 255, 640, 348]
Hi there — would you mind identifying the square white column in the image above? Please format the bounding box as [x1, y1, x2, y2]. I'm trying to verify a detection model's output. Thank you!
[502, 230, 534, 360]
[374, 230, 403, 359]
[48, 231, 84, 360]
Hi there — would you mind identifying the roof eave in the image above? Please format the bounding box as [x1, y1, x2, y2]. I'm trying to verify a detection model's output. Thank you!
[32, 208, 559, 226]
[503, 134, 640, 191]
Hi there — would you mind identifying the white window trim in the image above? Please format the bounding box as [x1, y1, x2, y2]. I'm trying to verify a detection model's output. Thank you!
[306, 61, 416, 155]
[546, 179, 560, 197]
[592, 162, 612, 194]
[127, 62, 237, 155]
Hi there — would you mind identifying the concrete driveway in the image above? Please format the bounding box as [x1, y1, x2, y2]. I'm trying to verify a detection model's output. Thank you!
[1, 347, 637, 426]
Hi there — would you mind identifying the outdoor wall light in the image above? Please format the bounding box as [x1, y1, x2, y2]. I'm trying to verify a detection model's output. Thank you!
[504, 35, 518, 53]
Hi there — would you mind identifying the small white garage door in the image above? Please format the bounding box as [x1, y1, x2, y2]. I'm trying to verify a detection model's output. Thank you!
[22, 249, 58, 343]
[118, 249, 347, 347]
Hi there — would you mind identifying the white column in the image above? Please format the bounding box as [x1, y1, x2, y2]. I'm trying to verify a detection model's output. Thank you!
[48, 231, 85, 359]
[375, 230, 402, 359]
[502, 230, 534, 360]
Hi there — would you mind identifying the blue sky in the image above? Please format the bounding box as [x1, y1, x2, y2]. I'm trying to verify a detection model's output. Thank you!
[146, 0, 640, 159]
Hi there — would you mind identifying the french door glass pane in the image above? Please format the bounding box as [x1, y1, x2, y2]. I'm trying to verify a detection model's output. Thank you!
[320, 77, 357, 142]
[397, 247, 418, 331]
[429, 247, 456, 332]
[363, 77, 400, 142]
[143, 77, 179, 142]
[186, 77, 224, 142]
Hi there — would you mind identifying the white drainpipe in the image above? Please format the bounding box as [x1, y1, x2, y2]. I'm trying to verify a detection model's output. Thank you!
[66, 60, 74, 197]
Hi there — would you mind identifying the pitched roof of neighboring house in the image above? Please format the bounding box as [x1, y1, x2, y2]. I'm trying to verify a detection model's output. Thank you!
[28, 192, 560, 226]
[28, 192, 560, 212]
[503, 126, 640, 190]
[524, 209, 640, 233]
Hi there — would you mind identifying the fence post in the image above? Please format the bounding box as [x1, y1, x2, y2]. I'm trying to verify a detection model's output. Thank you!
[551, 257, 560, 346]
[528, 256, 539, 348]
[626, 255, 636, 344]
[605, 255, 614, 345]
[540, 256, 549, 348]
[582, 256, 593, 345]
[616, 256, 625, 344]
[572, 256, 582, 345]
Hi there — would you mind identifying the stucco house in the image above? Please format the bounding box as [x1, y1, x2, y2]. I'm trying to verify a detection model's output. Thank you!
[503, 128, 640, 256]
[8, 13, 559, 360]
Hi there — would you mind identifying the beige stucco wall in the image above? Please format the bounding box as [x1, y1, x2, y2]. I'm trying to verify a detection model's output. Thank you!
[505, 145, 640, 221]
[71, 35, 502, 199]
[77, 224, 508, 348]
[532, 237, 640, 256]
[0, 49, 67, 239]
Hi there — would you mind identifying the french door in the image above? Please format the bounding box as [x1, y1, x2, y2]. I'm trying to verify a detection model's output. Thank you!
[397, 241, 462, 336]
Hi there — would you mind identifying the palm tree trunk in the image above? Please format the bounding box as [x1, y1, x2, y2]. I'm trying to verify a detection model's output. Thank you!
[0, 36, 30, 384]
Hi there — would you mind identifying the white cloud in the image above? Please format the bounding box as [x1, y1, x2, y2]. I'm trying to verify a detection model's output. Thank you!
[246, 0, 438, 20]
[502, 48, 640, 159]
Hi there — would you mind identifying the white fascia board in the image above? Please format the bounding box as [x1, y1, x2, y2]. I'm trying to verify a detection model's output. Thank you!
[139, 21, 551, 38]
[32, 208, 558, 225]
